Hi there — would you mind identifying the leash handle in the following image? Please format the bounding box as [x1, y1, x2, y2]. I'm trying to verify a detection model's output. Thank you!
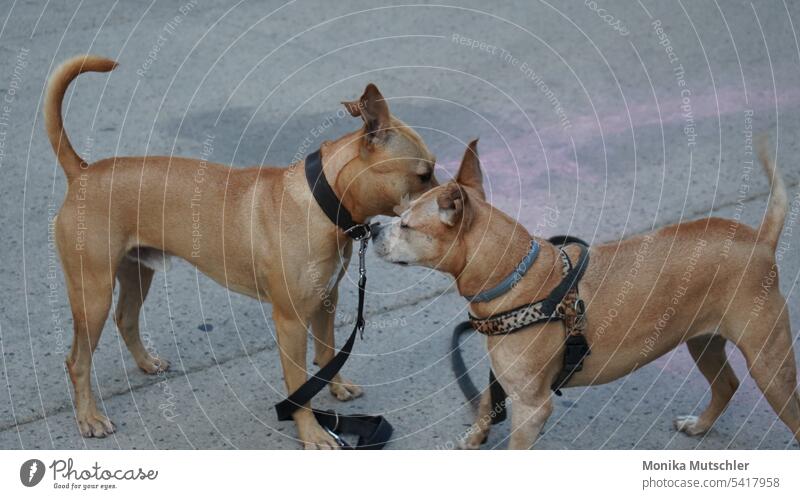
[274, 318, 360, 421]
[274, 234, 393, 449]
[274, 238, 366, 418]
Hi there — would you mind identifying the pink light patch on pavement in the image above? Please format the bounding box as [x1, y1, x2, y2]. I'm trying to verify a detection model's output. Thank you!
[435, 81, 800, 228]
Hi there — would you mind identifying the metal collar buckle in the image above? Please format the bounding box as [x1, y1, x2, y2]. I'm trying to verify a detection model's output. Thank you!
[344, 223, 371, 241]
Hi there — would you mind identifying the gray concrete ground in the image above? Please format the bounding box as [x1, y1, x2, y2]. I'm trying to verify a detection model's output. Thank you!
[1, 0, 800, 449]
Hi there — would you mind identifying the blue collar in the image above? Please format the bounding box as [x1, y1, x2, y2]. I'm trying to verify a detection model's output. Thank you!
[463, 240, 540, 303]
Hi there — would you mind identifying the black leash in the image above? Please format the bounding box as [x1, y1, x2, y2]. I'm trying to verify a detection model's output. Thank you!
[450, 235, 590, 425]
[273, 149, 392, 449]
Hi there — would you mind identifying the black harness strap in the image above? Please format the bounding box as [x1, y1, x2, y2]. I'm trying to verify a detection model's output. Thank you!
[488, 369, 508, 424]
[550, 324, 591, 394]
[539, 241, 590, 318]
[273, 149, 392, 449]
[449, 236, 591, 425]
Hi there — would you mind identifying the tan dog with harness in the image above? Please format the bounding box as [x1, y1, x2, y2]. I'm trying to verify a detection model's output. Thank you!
[46, 55, 436, 448]
[373, 139, 800, 449]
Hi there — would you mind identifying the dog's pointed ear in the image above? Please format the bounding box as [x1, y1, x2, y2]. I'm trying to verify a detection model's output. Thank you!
[456, 139, 484, 199]
[342, 83, 391, 143]
[437, 182, 467, 227]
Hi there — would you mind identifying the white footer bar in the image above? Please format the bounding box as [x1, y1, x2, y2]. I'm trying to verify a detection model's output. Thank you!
[1, 450, 797, 497]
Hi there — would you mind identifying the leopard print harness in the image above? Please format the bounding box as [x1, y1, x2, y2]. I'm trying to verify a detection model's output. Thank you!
[469, 238, 591, 395]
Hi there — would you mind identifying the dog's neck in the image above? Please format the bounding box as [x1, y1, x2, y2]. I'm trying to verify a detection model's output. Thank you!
[317, 130, 372, 224]
[456, 205, 563, 317]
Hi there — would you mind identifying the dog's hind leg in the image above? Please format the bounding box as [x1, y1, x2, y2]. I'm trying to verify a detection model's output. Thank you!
[675, 334, 739, 436]
[114, 258, 169, 374]
[63, 257, 116, 438]
[733, 306, 800, 444]
[310, 290, 363, 401]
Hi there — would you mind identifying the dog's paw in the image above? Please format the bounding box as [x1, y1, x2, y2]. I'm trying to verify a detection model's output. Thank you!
[299, 423, 341, 450]
[77, 410, 116, 438]
[674, 415, 709, 436]
[458, 436, 483, 450]
[458, 429, 489, 449]
[137, 354, 170, 375]
[330, 377, 363, 401]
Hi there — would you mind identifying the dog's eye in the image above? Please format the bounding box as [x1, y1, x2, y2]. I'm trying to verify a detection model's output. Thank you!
[400, 221, 409, 229]
[418, 170, 433, 183]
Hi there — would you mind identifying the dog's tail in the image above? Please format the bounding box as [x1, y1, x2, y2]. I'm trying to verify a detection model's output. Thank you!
[44, 54, 118, 179]
[756, 135, 787, 250]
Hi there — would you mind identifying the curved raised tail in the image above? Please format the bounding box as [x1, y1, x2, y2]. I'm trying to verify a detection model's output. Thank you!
[44, 54, 118, 179]
[756, 136, 788, 250]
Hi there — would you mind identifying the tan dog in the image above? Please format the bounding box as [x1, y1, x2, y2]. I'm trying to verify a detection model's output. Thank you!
[374, 139, 800, 449]
[46, 55, 436, 448]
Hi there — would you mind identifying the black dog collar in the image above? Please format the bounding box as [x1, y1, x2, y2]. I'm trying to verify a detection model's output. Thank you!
[304, 148, 371, 240]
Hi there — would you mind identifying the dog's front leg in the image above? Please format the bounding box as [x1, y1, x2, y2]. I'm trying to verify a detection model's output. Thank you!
[310, 289, 363, 401]
[459, 387, 493, 449]
[273, 308, 341, 450]
[508, 393, 553, 450]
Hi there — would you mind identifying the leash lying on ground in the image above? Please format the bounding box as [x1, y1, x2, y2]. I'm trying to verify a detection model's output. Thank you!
[450, 235, 591, 425]
[273, 149, 392, 449]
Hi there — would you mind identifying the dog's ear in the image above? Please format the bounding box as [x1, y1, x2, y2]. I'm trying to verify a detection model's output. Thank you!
[437, 182, 467, 227]
[456, 139, 484, 199]
[342, 83, 391, 143]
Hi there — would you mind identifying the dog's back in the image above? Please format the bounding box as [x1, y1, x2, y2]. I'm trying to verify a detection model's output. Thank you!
[576, 138, 788, 380]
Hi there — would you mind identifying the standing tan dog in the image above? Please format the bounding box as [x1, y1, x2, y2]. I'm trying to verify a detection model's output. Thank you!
[46, 55, 436, 448]
[374, 139, 800, 449]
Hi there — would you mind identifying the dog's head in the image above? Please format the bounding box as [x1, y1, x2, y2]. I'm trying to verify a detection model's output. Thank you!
[373, 139, 484, 275]
[328, 84, 437, 219]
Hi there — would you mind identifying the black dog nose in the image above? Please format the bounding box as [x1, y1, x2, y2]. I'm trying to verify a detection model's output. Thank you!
[369, 222, 384, 239]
